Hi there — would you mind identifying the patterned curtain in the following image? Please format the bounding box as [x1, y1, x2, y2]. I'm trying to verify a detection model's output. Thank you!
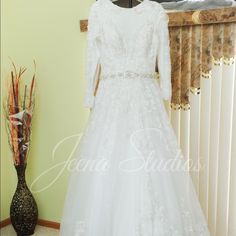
[162, 7, 236, 110]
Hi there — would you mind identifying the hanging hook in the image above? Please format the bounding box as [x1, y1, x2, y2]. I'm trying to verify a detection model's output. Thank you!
[128, 0, 133, 8]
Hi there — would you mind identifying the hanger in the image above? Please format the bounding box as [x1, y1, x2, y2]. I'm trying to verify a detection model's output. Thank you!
[123, 0, 145, 8]
[110, 0, 136, 8]
[128, 0, 133, 8]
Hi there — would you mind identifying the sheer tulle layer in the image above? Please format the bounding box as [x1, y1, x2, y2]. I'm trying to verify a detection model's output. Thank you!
[59, 78, 210, 236]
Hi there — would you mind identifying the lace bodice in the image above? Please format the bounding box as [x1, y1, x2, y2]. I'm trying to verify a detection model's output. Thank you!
[84, 0, 172, 108]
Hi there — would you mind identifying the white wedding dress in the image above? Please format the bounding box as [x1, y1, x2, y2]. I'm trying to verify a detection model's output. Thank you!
[59, 0, 210, 235]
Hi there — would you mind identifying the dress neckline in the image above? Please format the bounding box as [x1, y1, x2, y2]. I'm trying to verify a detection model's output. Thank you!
[105, 0, 149, 12]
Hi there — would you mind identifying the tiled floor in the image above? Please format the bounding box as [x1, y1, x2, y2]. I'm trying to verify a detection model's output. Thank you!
[0, 224, 59, 236]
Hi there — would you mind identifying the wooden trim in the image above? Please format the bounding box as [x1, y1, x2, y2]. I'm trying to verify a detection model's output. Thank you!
[0, 218, 11, 228]
[80, 6, 236, 31]
[0, 218, 60, 230]
[37, 219, 60, 229]
[80, 19, 88, 32]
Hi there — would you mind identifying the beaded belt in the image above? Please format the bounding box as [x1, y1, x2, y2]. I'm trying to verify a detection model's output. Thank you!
[100, 71, 157, 80]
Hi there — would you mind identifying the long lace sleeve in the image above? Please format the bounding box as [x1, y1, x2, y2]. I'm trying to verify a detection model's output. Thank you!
[84, 4, 101, 108]
[155, 9, 172, 101]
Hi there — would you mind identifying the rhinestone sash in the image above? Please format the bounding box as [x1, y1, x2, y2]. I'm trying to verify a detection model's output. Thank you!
[100, 71, 157, 80]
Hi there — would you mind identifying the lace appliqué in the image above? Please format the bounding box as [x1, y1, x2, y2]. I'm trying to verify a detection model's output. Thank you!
[136, 171, 210, 236]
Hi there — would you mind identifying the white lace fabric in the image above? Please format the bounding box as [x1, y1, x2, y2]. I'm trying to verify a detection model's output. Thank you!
[84, 0, 172, 108]
[59, 1, 211, 235]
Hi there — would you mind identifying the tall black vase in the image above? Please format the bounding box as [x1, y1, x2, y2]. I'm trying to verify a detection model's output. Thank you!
[10, 163, 38, 236]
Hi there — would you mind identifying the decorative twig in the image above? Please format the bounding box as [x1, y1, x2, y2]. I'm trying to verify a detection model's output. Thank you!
[11, 72, 17, 108]
[4, 60, 36, 165]
[23, 85, 27, 110]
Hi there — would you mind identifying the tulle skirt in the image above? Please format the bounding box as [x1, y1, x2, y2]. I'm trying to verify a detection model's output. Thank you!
[59, 77, 210, 236]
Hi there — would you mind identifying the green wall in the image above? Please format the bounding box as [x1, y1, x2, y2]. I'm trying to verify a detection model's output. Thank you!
[1, 0, 93, 223]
